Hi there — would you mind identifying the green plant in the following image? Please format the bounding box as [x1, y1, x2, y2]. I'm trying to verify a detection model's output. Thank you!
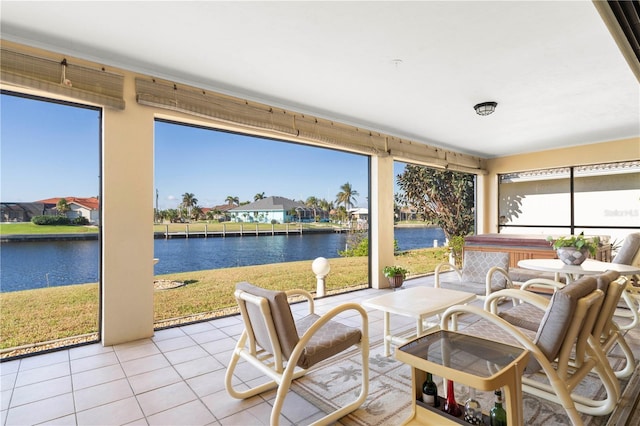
[31, 215, 71, 226]
[72, 216, 89, 225]
[546, 232, 600, 256]
[447, 235, 465, 268]
[383, 265, 409, 278]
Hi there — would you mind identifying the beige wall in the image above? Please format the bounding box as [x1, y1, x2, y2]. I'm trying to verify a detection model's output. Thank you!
[101, 76, 155, 345]
[370, 155, 396, 289]
[481, 138, 640, 233]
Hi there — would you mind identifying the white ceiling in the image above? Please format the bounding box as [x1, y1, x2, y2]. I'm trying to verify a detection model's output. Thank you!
[1, 1, 639, 158]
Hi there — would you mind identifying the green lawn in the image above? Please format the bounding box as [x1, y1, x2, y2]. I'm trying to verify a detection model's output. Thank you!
[0, 222, 98, 235]
[0, 247, 449, 357]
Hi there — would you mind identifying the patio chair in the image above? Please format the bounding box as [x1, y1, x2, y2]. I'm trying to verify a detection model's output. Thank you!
[434, 250, 512, 300]
[225, 282, 369, 426]
[612, 232, 640, 329]
[516, 271, 635, 379]
[441, 275, 617, 425]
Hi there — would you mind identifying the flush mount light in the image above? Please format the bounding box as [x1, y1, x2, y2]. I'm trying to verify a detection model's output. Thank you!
[474, 101, 497, 116]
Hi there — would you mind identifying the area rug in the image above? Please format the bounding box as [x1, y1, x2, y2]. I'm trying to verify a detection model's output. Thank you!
[291, 327, 631, 426]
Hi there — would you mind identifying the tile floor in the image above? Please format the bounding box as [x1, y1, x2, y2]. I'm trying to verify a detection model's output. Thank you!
[1, 276, 453, 426]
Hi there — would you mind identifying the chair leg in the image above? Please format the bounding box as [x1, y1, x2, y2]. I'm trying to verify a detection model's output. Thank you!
[615, 291, 639, 330]
[269, 339, 370, 426]
[225, 331, 279, 400]
[601, 326, 637, 379]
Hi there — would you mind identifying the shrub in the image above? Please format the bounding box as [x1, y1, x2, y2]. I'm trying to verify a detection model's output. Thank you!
[72, 216, 89, 225]
[31, 215, 71, 225]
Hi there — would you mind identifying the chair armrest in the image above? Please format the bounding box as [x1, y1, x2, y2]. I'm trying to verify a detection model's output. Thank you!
[434, 262, 462, 287]
[486, 266, 514, 294]
[520, 278, 564, 293]
[484, 288, 550, 314]
[286, 289, 315, 315]
[440, 304, 547, 364]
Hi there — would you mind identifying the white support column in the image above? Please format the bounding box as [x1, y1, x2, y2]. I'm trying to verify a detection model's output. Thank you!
[102, 74, 155, 345]
[370, 155, 395, 289]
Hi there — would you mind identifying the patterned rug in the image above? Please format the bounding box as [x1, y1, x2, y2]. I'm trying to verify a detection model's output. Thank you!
[291, 327, 632, 426]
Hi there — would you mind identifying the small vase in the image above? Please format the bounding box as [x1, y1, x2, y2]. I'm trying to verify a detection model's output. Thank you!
[557, 247, 589, 265]
[388, 274, 404, 289]
[443, 379, 462, 417]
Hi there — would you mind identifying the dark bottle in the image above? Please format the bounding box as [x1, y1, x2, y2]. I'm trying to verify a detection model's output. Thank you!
[443, 379, 462, 417]
[421, 372, 439, 407]
[490, 389, 507, 426]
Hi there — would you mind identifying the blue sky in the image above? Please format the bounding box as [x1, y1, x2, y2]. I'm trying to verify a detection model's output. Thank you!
[2, 93, 406, 210]
[1, 94, 101, 202]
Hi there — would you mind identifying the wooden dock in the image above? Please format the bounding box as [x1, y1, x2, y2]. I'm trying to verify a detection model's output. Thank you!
[154, 223, 350, 239]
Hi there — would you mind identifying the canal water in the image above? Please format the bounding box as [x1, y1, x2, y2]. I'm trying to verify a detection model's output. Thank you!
[0, 227, 445, 292]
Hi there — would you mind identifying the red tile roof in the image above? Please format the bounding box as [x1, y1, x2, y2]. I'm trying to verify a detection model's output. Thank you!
[37, 197, 99, 210]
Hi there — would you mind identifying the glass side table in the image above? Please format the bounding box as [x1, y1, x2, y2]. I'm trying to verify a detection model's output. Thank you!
[395, 330, 529, 425]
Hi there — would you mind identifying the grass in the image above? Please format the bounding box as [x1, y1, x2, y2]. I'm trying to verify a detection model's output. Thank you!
[0, 247, 448, 355]
[0, 222, 98, 235]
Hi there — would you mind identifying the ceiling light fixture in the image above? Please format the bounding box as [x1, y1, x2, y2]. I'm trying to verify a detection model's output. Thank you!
[474, 101, 497, 116]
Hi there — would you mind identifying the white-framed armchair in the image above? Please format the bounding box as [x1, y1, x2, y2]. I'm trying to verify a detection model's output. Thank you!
[225, 282, 369, 426]
[612, 232, 640, 329]
[434, 250, 513, 300]
[441, 275, 615, 425]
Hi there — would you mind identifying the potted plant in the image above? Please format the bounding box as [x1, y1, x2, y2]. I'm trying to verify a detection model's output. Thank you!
[383, 265, 409, 289]
[546, 232, 600, 265]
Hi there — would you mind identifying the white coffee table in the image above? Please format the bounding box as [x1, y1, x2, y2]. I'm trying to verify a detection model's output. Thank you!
[362, 287, 476, 356]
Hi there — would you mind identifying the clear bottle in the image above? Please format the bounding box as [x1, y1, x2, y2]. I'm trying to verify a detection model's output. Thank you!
[490, 389, 507, 426]
[443, 379, 462, 417]
[421, 372, 439, 407]
[464, 387, 483, 425]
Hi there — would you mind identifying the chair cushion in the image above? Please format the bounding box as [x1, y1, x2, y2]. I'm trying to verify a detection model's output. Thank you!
[295, 314, 362, 369]
[437, 279, 487, 296]
[532, 276, 597, 370]
[459, 318, 537, 348]
[613, 233, 640, 265]
[499, 302, 545, 332]
[461, 251, 509, 289]
[236, 282, 300, 359]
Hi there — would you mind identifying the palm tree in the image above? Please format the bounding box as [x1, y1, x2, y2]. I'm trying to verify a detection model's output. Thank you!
[56, 198, 70, 216]
[319, 198, 333, 221]
[165, 209, 179, 223]
[191, 206, 203, 221]
[225, 195, 239, 206]
[336, 182, 359, 211]
[254, 192, 266, 201]
[181, 192, 198, 219]
[306, 196, 319, 221]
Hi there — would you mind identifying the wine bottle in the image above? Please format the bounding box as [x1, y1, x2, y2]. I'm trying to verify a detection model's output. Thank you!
[490, 389, 507, 426]
[421, 372, 439, 407]
[443, 379, 462, 417]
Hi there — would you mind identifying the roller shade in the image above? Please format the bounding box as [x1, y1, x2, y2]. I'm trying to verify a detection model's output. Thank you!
[1, 47, 125, 110]
[136, 77, 485, 173]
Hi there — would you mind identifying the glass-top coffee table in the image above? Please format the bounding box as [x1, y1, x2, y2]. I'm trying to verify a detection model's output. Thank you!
[362, 287, 476, 356]
[396, 330, 529, 425]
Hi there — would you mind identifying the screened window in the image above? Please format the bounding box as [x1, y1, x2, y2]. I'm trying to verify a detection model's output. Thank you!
[499, 161, 640, 243]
